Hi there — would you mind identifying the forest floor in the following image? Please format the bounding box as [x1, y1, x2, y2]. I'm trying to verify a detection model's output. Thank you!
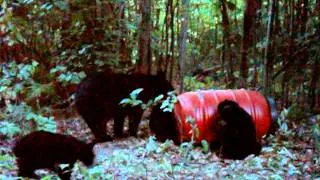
[1, 113, 319, 179]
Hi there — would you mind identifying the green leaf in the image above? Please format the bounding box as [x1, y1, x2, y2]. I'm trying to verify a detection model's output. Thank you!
[201, 140, 209, 154]
[160, 100, 169, 109]
[119, 98, 131, 106]
[0, 121, 21, 138]
[132, 100, 143, 106]
[141, 104, 147, 110]
[54, 1, 68, 11]
[26, 112, 35, 120]
[0, 86, 7, 92]
[163, 108, 171, 112]
[129, 88, 144, 99]
[31, 61, 39, 67]
[154, 94, 164, 103]
[50, 65, 67, 74]
[146, 136, 158, 154]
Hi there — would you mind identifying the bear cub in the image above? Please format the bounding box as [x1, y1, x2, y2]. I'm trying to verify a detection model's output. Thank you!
[217, 100, 261, 160]
[13, 131, 95, 180]
[75, 71, 173, 142]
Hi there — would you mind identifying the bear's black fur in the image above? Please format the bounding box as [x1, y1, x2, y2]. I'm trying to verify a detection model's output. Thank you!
[216, 100, 261, 160]
[149, 104, 179, 144]
[75, 71, 174, 142]
[13, 131, 95, 180]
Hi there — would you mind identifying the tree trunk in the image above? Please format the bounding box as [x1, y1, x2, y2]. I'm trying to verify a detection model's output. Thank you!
[178, 0, 189, 93]
[251, 1, 262, 87]
[240, 0, 259, 88]
[169, 0, 176, 81]
[308, 30, 320, 109]
[299, 0, 309, 110]
[137, 0, 152, 74]
[219, 0, 233, 85]
[155, 8, 162, 73]
[164, 0, 171, 76]
[118, 3, 130, 68]
[315, 0, 320, 15]
[263, 0, 276, 96]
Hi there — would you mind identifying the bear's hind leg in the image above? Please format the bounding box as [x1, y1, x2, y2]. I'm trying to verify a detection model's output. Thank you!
[114, 112, 125, 138]
[83, 112, 112, 142]
[16, 158, 39, 179]
[128, 108, 143, 137]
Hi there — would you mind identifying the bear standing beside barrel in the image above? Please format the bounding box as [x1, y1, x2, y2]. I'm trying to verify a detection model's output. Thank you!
[150, 89, 275, 159]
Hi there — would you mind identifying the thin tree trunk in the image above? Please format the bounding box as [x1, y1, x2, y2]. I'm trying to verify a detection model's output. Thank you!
[164, 0, 171, 76]
[240, 0, 259, 88]
[214, 23, 218, 48]
[315, 0, 320, 15]
[263, 0, 276, 96]
[178, 0, 189, 93]
[308, 31, 320, 109]
[281, 0, 290, 108]
[137, 0, 152, 74]
[299, 0, 309, 110]
[284, 0, 290, 31]
[290, 0, 295, 37]
[169, 1, 175, 81]
[219, 0, 232, 85]
[251, 1, 262, 87]
[282, 0, 296, 108]
[118, 3, 130, 67]
[155, 8, 162, 73]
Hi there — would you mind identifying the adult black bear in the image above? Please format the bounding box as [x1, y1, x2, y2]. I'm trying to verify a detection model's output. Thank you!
[149, 104, 179, 144]
[217, 100, 261, 160]
[75, 71, 173, 142]
[13, 131, 95, 180]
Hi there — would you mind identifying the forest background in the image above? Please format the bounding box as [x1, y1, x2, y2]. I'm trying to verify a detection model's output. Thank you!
[0, 0, 319, 179]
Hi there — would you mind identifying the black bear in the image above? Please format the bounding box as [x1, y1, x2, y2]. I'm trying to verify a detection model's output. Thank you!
[216, 100, 261, 160]
[75, 71, 174, 142]
[13, 131, 95, 180]
[149, 104, 179, 144]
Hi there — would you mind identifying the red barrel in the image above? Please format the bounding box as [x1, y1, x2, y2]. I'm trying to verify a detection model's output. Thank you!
[174, 89, 272, 144]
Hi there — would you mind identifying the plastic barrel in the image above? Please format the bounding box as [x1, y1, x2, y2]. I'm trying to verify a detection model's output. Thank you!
[174, 89, 272, 143]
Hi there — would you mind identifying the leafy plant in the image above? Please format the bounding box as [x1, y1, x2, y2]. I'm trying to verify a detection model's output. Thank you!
[25, 112, 56, 132]
[201, 140, 210, 154]
[186, 116, 199, 143]
[119, 88, 144, 108]
[178, 116, 199, 161]
[145, 136, 158, 155]
[0, 154, 15, 170]
[179, 142, 193, 161]
[119, 89, 176, 112]
[56, 71, 86, 86]
[277, 108, 290, 134]
[160, 91, 177, 112]
[0, 121, 21, 138]
[183, 76, 207, 91]
[312, 120, 320, 151]
[3, 103, 56, 136]
[183, 76, 217, 91]
[286, 104, 305, 122]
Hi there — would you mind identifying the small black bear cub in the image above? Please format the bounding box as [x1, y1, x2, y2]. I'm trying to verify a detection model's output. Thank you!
[217, 100, 261, 160]
[75, 71, 173, 142]
[13, 131, 95, 180]
[149, 104, 179, 144]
